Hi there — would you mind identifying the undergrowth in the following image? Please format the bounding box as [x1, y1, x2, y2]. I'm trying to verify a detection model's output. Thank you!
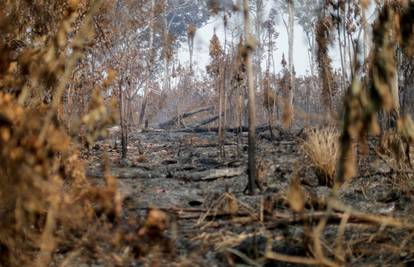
[0, 1, 171, 266]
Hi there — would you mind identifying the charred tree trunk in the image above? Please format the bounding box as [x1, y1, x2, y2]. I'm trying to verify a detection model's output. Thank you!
[243, 0, 257, 195]
[218, 13, 229, 159]
[118, 79, 127, 159]
[218, 75, 225, 158]
[163, 2, 171, 92]
[255, 0, 264, 92]
[285, 0, 295, 129]
[187, 24, 196, 72]
[138, 94, 148, 128]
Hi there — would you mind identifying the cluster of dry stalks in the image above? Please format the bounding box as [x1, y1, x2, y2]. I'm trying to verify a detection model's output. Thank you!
[0, 1, 120, 266]
[301, 127, 340, 187]
[272, 2, 414, 265]
[0, 1, 173, 266]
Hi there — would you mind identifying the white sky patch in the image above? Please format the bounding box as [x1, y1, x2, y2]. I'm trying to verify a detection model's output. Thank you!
[177, 14, 342, 77]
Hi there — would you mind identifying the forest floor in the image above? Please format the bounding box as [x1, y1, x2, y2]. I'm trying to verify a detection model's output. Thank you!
[86, 128, 414, 266]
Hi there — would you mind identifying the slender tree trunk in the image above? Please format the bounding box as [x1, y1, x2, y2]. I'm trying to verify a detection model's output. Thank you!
[243, 0, 257, 195]
[138, 94, 148, 127]
[236, 91, 243, 157]
[255, 0, 264, 92]
[347, 33, 354, 78]
[362, 5, 369, 68]
[265, 29, 276, 133]
[337, 8, 346, 91]
[218, 74, 225, 157]
[118, 79, 127, 159]
[390, 56, 400, 127]
[135, 0, 155, 130]
[115, 0, 127, 159]
[218, 12, 229, 159]
[343, 17, 349, 79]
[149, 0, 155, 65]
[127, 97, 133, 127]
[305, 32, 316, 117]
[286, 0, 295, 128]
[363, 26, 368, 61]
[187, 23, 196, 72]
[163, 2, 170, 91]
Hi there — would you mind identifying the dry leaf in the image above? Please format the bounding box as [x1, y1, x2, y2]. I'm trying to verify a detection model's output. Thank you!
[287, 178, 305, 213]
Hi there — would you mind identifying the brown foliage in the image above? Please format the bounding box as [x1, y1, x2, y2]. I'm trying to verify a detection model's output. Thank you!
[206, 33, 224, 78]
[262, 71, 277, 112]
[315, 15, 334, 114]
[336, 2, 414, 186]
[0, 1, 130, 266]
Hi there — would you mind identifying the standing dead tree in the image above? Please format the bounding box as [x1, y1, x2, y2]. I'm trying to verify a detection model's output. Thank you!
[243, 0, 258, 195]
[187, 24, 196, 72]
[207, 33, 226, 158]
[230, 37, 247, 156]
[263, 71, 277, 139]
[274, 0, 296, 128]
[315, 12, 335, 115]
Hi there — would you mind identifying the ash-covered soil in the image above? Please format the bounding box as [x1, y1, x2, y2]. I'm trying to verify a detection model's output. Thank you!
[85, 128, 414, 266]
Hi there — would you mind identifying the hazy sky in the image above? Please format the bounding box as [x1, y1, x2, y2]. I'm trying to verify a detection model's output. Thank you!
[177, 13, 342, 76]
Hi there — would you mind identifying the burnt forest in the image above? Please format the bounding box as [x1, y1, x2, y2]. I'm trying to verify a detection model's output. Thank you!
[2, 0, 414, 266]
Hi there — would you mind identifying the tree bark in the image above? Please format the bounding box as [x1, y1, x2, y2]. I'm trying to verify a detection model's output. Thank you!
[390, 56, 400, 128]
[163, 1, 170, 92]
[118, 79, 127, 159]
[218, 66, 225, 158]
[218, 12, 229, 159]
[286, 0, 295, 128]
[159, 106, 214, 129]
[255, 0, 264, 92]
[138, 93, 148, 127]
[337, 7, 346, 91]
[305, 31, 316, 118]
[243, 0, 257, 195]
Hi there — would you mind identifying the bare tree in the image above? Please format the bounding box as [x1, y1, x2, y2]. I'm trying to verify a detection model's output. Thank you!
[187, 24, 196, 72]
[274, 0, 295, 128]
[243, 0, 257, 195]
[115, 0, 128, 159]
[286, 0, 295, 128]
[255, 0, 264, 92]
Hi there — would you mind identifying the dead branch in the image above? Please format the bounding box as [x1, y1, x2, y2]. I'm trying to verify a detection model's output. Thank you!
[265, 250, 320, 266]
[171, 124, 284, 134]
[173, 167, 245, 181]
[159, 106, 214, 129]
[189, 115, 220, 128]
[87, 168, 166, 179]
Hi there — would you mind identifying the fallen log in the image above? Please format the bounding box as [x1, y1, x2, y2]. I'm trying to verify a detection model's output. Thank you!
[159, 106, 214, 129]
[87, 167, 166, 179]
[189, 115, 220, 128]
[193, 142, 237, 148]
[171, 124, 285, 135]
[173, 166, 246, 181]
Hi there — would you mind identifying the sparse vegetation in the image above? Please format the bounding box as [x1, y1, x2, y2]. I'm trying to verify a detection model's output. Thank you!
[3, 0, 414, 266]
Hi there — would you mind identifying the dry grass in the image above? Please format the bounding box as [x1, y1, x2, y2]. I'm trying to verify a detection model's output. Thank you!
[379, 130, 412, 170]
[301, 127, 340, 187]
[0, 2, 140, 266]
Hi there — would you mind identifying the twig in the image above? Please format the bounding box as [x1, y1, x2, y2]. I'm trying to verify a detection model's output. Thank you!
[227, 248, 262, 267]
[265, 250, 320, 265]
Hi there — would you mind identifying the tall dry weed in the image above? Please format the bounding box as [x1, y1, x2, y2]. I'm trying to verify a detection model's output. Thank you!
[301, 127, 340, 187]
[0, 1, 127, 266]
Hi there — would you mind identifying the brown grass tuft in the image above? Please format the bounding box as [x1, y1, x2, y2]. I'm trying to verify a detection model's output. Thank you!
[302, 127, 340, 187]
[379, 129, 412, 171]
